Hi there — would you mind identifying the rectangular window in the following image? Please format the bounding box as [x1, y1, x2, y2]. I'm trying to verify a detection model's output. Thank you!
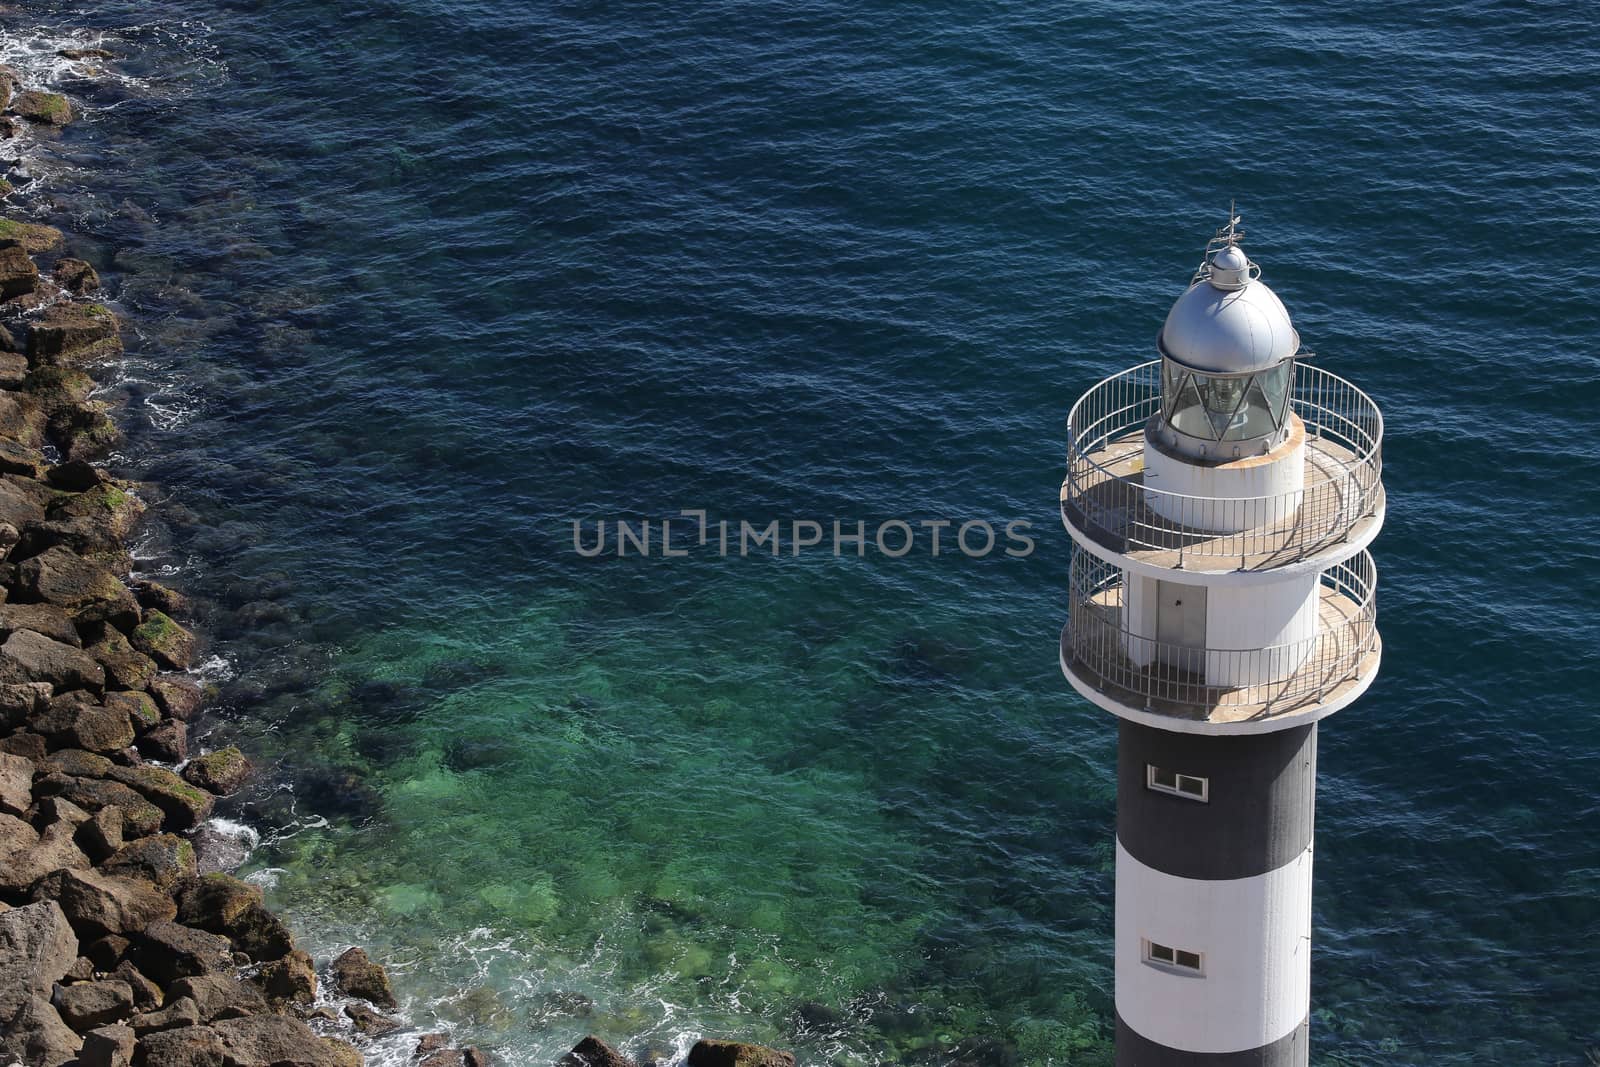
[1143, 940, 1204, 975]
[1146, 764, 1208, 802]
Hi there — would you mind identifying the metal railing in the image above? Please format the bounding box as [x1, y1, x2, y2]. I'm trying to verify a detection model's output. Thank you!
[1064, 548, 1378, 715]
[1062, 361, 1383, 568]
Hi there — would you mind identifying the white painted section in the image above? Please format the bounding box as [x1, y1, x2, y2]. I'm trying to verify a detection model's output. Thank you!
[1060, 634, 1382, 735]
[1060, 494, 1385, 584]
[1142, 428, 1305, 533]
[1115, 840, 1313, 1054]
[1122, 571, 1317, 688]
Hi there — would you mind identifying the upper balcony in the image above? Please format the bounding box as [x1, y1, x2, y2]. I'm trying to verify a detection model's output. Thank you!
[1061, 361, 1383, 572]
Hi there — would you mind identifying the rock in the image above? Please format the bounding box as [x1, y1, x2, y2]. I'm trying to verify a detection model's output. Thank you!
[26, 365, 95, 413]
[89, 628, 160, 690]
[30, 867, 177, 937]
[0, 899, 78, 1020]
[132, 611, 197, 670]
[47, 458, 110, 492]
[131, 995, 202, 1037]
[0, 390, 46, 449]
[0, 473, 47, 533]
[34, 775, 164, 838]
[0, 679, 49, 730]
[35, 791, 94, 826]
[149, 674, 205, 721]
[106, 689, 163, 732]
[344, 1002, 402, 1035]
[107, 763, 214, 828]
[109, 959, 162, 1012]
[0, 729, 48, 759]
[0, 810, 89, 892]
[4, 629, 108, 695]
[0, 350, 24, 388]
[81, 803, 125, 861]
[0, 995, 82, 1066]
[66, 953, 97, 979]
[329, 945, 397, 1010]
[419, 1053, 465, 1067]
[686, 1040, 796, 1067]
[0, 241, 37, 298]
[59, 48, 119, 60]
[28, 301, 120, 365]
[32, 696, 134, 752]
[50, 483, 147, 544]
[85, 933, 130, 971]
[100, 832, 197, 892]
[190, 821, 256, 875]
[416, 1033, 450, 1056]
[11, 90, 74, 125]
[0, 217, 64, 253]
[0, 749, 31, 813]
[182, 747, 252, 796]
[138, 717, 188, 762]
[0, 602, 83, 646]
[53, 399, 124, 462]
[176, 873, 262, 930]
[559, 1036, 639, 1067]
[54, 257, 101, 293]
[205, 1014, 363, 1067]
[0, 434, 47, 476]
[16, 546, 140, 628]
[52, 977, 134, 1028]
[252, 948, 316, 1008]
[81, 1023, 137, 1067]
[134, 581, 191, 617]
[168, 974, 268, 1022]
[130, 921, 233, 985]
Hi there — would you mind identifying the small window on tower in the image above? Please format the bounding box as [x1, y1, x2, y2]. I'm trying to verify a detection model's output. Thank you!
[1146, 764, 1208, 802]
[1143, 940, 1204, 975]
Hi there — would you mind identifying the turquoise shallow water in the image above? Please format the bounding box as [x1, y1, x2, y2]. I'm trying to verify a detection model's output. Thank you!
[3, 0, 1599, 1063]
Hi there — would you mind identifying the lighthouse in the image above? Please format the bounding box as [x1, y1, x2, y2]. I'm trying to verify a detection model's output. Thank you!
[1059, 214, 1384, 1064]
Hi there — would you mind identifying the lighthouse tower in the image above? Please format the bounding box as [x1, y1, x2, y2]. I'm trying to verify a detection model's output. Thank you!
[1059, 214, 1384, 1065]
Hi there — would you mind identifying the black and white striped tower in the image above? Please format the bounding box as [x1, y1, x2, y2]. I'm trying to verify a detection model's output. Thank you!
[1059, 214, 1385, 1065]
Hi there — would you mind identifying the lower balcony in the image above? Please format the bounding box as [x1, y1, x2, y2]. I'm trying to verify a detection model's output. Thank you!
[1060, 551, 1380, 729]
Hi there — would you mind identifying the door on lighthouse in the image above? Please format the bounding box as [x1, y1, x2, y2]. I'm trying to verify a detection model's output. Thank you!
[1154, 579, 1206, 676]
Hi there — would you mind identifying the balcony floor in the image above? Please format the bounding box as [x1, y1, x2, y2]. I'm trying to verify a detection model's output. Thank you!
[1061, 431, 1382, 570]
[1062, 584, 1380, 725]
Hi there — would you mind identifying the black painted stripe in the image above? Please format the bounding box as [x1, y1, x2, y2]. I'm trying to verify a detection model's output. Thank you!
[1117, 719, 1316, 881]
[1117, 1012, 1309, 1066]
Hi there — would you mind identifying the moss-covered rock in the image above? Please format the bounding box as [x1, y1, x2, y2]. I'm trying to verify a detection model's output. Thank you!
[147, 675, 204, 721]
[15, 546, 139, 629]
[11, 90, 73, 126]
[50, 400, 122, 463]
[0, 243, 38, 299]
[52, 257, 99, 294]
[105, 764, 213, 829]
[0, 218, 64, 253]
[23, 365, 95, 413]
[86, 627, 158, 691]
[99, 832, 196, 892]
[0, 389, 46, 448]
[131, 610, 196, 671]
[102, 690, 160, 732]
[181, 746, 252, 796]
[27, 302, 121, 366]
[48, 482, 145, 542]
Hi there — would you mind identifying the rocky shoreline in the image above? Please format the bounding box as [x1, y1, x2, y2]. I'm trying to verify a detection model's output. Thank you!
[0, 48, 800, 1067]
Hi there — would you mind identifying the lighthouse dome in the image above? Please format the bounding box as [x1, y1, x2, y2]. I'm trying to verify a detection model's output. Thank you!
[1158, 251, 1299, 374]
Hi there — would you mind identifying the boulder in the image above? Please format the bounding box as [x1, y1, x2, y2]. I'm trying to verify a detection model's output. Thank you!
[0, 729, 48, 759]
[48, 458, 111, 492]
[129, 921, 233, 985]
[251, 948, 315, 1008]
[34, 774, 165, 838]
[80, 804, 124, 861]
[176, 873, 262, 931]
[182, 747, 252, 796]
[28, 301, 120, 364]
[167, 974, 268, 1022]
[148, 674, 205, 721]
[100, 832, 196, 892]
[16, 546, 139, 628]
[31, 697, 133, 751]
[81, 1023, 137, 1067]
[210, 1015, 362, 1067]
[329, 945, 397, 1010]
[133, 1021, 220, 1063]
[30, 867, 177, 937]
[686, 1040, 797, 1067]
[59, 48, 118, 60]
[5, 630, 108, 696]
[0, 748, 31, 813]
[25, 364, 95, 413]
[138, 717, 188, 762]
[132, 611, 197, 670]
[559, 1036, 638, 1067]
[190, 820, 255, 875]
[0, 601, 82, 646]
[0, 388, 47, 447]
[11, 90, 74, 125]
[0, 810, 89, 892]
[0, 994, 82, 1066]
[39, 746, 113, 779]
[130, 997, 203, 1036]
[107, 763, 214, 828]
[0, 899, 78, 1020]
[0, 471, 47, 530]
[0, 433, 47, 475]
[106, 689, 163, 732]
[54, 257, 101, 293]
[0, 350, 24, 389]
[85, 933, 130, 971]
[49, 482, 146, 542]
[416, 1034, 450, 1056]
[88, 627, 159, 690]
[221, 903, 292, 962]
[134, 580, 191, 618]
[52, 977, 134, 1028]
[344, 1002, 401, 1035]
[0, 217, 64, 252]
[109, 959, 162, 1011]
[0, 241, 37, 298]
[0, 679, 50, 730]
[35, 792, 94, 827]
[52, 400, 123, 463]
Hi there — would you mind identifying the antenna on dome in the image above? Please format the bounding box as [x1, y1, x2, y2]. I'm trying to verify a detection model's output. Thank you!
[1190, 203, 1248, 285]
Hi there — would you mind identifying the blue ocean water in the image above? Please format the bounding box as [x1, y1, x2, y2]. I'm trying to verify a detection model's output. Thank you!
[3, 0, 1598, 1063]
